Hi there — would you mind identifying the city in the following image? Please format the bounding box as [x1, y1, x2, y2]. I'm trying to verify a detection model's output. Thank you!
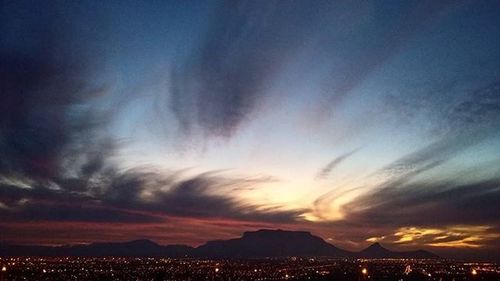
[1, 257, 499, 281]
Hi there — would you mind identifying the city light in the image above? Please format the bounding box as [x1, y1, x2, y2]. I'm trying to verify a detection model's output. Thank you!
[0, 257, 498, 280]
[404, 265, 412, 275]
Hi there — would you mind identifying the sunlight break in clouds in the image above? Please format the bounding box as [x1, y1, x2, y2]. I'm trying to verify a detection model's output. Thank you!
[394, 226, 500, 248]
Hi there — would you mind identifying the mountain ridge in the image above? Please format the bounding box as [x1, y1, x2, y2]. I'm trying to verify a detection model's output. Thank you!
[0, 229, 438, 259]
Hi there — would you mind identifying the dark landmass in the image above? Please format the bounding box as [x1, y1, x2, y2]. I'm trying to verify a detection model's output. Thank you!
[357, 242, 438, 259]
[195, 229, 353, 258]
[0, 229, 437, 258]
[0, 240, 193, 258]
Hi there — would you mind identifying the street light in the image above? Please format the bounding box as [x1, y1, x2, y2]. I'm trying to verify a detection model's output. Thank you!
[361, 268, 368, 275]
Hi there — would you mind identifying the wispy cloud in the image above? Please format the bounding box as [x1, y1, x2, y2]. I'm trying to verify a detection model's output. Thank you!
[342, 177, 500, 227]
[318, 1, 463, 115]
[316, 149, 359, 180]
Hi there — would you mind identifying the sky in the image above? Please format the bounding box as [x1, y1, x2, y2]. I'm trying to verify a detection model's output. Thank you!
[1, 0, 500, 260]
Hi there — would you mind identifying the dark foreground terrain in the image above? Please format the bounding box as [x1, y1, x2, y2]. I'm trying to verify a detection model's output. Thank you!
[0, 257, 498, 281]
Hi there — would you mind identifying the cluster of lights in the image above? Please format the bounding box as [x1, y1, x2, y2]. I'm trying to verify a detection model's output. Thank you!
[0, 257, 498, 280]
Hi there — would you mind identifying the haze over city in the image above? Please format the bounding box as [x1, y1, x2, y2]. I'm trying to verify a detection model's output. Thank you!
[1, 0, 500, 263]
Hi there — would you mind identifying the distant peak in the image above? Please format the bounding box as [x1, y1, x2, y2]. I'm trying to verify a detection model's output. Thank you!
[243, 229, 312, 237]
[129, 239, 158, 245]
[360, 242, 391, 253]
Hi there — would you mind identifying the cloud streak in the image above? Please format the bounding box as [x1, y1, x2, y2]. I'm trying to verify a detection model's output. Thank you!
[168, 1, 338, 137]
[103, 170, 306, 223]
[316, 149, 359, 180]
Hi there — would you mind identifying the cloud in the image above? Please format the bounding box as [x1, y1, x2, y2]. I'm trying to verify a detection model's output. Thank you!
[0, 3, 305, 227]
[319, 1, 462, 114]
[0, 174, 160, 223]
[446, 82, 500, 132]
[316, 149, 359, 180]
[103, 170, 306, 223]
[0, 169, 306, 224]
[168, 1, 336, 137]
[0, 6, 134, 225]
[167, 1, 468, 136]
[0, 7, 109, 182]
[0, 201, 161, 224]
[392, 226, 500, 248]
[314, 83, 500, 248]
[342, 178, 500, 227]
[377, 82, 500, 184]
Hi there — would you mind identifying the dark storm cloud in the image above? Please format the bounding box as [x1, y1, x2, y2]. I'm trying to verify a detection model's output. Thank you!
[169, 0, 332, 137]
[316, 149, 359, 180]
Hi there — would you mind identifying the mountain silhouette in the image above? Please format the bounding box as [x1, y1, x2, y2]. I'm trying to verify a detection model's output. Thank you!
[0, 239, 193, 257]
[195, 229, 352, 258]
[0, 229, 438, 259]
[358, 242, 437, 259]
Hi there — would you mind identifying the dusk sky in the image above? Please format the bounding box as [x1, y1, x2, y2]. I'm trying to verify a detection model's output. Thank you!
[1, 0, 500, 260]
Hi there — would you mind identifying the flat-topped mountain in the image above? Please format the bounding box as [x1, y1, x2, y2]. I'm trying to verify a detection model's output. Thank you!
[0, 229, 438, 259]
[195, 229, 352, 258]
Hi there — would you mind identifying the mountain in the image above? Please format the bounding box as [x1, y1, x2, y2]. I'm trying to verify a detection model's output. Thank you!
[0, 229, 438, 259]
[358, 242, 438, 259]
[195, 229, 353, 258]
[0, 240, 193, 257]
[60, 239, 194, 257]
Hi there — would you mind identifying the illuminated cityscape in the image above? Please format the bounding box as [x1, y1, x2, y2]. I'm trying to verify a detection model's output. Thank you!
[0, 257, 499, 281]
